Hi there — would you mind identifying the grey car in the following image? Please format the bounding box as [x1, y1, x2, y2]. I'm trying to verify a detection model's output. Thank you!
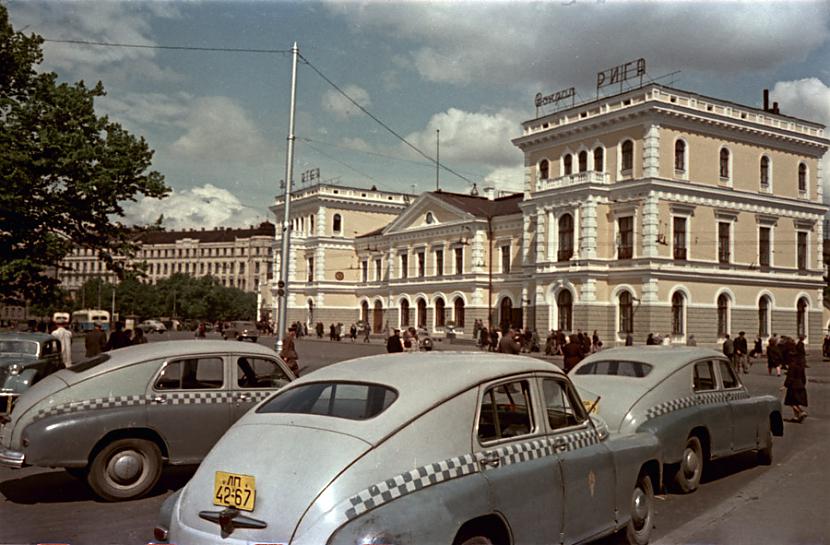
[222, 321, 258, 342]
[157, 352, 662, 545]
[0, 340, 294, 501]
[0, 332, 65, 414]
[571, 346, 784, 493]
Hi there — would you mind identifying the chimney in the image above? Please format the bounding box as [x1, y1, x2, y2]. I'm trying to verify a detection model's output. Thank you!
[773, 102, 779, 114]
[484, 186, 496, 201]
[763, 89, 769, 112]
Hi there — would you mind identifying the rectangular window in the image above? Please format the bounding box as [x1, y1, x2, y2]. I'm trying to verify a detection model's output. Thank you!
[455, 247, 463, 274]
[759, 227, 771, 268]
[797, 231, 808, 271]
[718, 222, 731, 263]
[417, 252, 425, 277]
[673, 217, 687, 260]
[307, 257, 314, 282]
[618, 217, 633, 259]
[361, 260, 368, 283]
[477, 380, 533, 442]
[501, 244, 511, 273]
[400, 253, 408, 279]
[375, 258, 382, 281]
[435, 249, 444, 277]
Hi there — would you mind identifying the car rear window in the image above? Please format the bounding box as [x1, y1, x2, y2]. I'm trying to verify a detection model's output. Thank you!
[575, 360, 653, 377]
[68, 354, 111, 373]
[256, 382, 397, 420]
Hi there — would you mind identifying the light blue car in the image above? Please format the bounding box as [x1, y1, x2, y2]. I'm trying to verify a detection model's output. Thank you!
[0, 332, 65, 414]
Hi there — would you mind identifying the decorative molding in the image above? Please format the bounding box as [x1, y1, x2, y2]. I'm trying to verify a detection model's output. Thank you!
[643, 124, 661, 177]
[642, 191, 659, 258]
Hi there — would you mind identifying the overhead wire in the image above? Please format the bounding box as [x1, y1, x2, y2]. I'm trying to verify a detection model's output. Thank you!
[42, 38, 292, 55]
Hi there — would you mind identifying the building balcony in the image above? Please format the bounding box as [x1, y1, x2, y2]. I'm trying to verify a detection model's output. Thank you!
[538, 170, 609, 191]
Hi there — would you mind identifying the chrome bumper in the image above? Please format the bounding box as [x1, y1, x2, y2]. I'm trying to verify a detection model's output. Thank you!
[0, 446, 25, 468]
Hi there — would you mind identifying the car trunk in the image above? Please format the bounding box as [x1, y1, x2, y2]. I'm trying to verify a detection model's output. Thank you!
[175, 421, 371, 543]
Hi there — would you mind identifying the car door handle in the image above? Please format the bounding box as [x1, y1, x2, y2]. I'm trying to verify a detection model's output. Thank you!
[236, 394, 251, 402]
[480, 452, 500, 468]
[151, 396, 166, 404]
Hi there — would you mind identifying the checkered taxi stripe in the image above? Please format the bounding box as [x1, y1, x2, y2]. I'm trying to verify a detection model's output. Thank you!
[645, 390, 751, 420]
[33, 390, 274, 422]
[343, 427, 601, 521]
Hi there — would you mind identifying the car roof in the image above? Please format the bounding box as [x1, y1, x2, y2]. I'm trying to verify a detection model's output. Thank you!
[292, 351, 563, 398]
[0, 332, 55, 343]
[575, 346, 725, 384]
[60, 340, 280, 383]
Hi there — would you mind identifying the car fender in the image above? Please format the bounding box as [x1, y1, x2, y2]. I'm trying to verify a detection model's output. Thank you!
[637, 409, 711, 465]
[604, 431, 662, 520]
[2, 368, 40, 394]
[19, 404, 150, 467]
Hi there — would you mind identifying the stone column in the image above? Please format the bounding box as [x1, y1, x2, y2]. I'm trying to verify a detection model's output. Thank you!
[522, 214, 533, 264]
[547, 209, 556, 261]
[536, 208, 546, 263]
[472, 229, 486, 274]
[642, 191, 659, 258]
[643, 124, 661, 178]
[579, 197, 598, 259]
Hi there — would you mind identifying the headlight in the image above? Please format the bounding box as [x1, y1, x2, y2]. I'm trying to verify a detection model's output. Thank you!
[7, 363, 23, 376]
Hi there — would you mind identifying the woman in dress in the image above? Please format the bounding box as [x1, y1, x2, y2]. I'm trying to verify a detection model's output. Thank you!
[781, 336, 808, 421]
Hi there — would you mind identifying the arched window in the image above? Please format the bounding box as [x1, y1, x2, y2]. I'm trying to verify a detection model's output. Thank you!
[558, 214, 574, 261]
[797, 297, 808, 337]
[717, 294, 729, 337]
[671, 292, 685, 335]
[760, 156, 770, 189]
[563, 154, 573, 175]
[400, 299, 410, 327]
[674, 140, 686, 172]
[719, 148, 730, 179]
[454, 297, 465, 328]
[333, 213, 342, 234]
[435, 298, 446, 328]
[619, 291, 633, 334]
[578, 150, 588, 173]
[621, 140, 634, 171]
[417, 298, 427, 328]
[500, 298, 513, 331]
[361, 300, 369, 324]
[758, 296, 770, 337]
[798, 163, 807, 193]
[593, 147, 604, 172]
[539, 159, 550, 180]
[557, 290, 572, 332]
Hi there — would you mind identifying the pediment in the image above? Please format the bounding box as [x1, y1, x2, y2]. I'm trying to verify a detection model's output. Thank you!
[382, 193, 478, 235]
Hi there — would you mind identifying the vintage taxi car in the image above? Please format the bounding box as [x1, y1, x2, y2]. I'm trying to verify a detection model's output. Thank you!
[0, 340, 294, 501]
[156, 352, 662, 545]
[570, 347, 784, 493]
[0, 332, 65, 414]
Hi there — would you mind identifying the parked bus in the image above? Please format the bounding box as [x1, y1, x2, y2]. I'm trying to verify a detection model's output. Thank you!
[71, 309, 111, 332]
[52, 312, 70, 325]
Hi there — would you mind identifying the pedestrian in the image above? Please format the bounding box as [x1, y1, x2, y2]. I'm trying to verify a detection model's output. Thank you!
[686, 334, 697, 346]
[625, 332, 634, 346]
[498, 328, 522, 355]
[562, 335, 584, 373]
[781, 336, 808, 422]
[195, 322, 207, 339]
[722, 333, 735, 372]
[662, 334, 672, 346]
[280, 326, 300, 376]
[363, 324, 371, 343]
[480, 327, 490, 351]
[823, 333, 830, 359]
[489, 327, 500, 352]
[749, 335, 763, 358]
[51, 320, 73, 367]
[386, 329, 404, 353]
[132, 327, 148, 345]
[734, 331, 749, 374]
[85, 322, 107, 357]
[316, 322, 324, 338]
[767, 336, 782, 376]
[350, 323, 357, 343]
[105, 322, 131, 351]
[646, 333, 656, 345]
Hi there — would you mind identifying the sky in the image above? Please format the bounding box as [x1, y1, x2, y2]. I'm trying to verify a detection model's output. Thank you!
[6, 0, 830, 230]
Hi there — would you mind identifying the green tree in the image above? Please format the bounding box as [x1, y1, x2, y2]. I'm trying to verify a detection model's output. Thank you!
[0, 6, 168, 306]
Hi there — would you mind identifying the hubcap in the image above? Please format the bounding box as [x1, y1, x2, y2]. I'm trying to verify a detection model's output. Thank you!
[683, 447, 699, 477]
[108, 451, 143, 484]
[631, 487, 649, 524]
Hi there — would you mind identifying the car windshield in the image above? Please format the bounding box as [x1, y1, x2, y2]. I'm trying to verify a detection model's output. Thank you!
[0, 340, 38, 356]
[575, 360, 653, 377]
[257, 381, 397, 420]
[68, 354, 111, 373]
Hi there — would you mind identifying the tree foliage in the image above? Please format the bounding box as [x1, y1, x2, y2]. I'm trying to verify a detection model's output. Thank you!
[0, 6, 169, 306]
[72, 274, 256, 322]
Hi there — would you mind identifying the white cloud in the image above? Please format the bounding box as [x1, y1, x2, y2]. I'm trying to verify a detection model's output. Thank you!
[123, 184, 264, 230]
[322, 84, 371, 120]
[340, 137, 374, 153]
[170, 97, 271, 162]
[483, 166, 524, 194]
[403, 108, 524, 168]
[772, 78, 830, 202]
[335, 2, 830, 87]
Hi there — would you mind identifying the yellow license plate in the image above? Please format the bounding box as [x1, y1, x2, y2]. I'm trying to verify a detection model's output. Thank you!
[213, 471, 256, 511]
[582, 399, 599, 414]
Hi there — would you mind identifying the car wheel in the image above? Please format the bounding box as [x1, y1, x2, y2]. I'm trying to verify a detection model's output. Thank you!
[625, 471, 654, 545]
[757, 428, 773, 466]
[458, 537, 493, 545]
[65, 467, 88, 479]
[674, 435, 704, 493]
[87, 438, 162, 501]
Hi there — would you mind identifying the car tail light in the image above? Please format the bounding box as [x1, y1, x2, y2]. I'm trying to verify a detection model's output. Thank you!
[153, 526, 168, 541]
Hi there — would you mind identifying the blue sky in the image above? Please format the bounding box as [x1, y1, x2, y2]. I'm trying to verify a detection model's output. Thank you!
[7, 0, 830, 229]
